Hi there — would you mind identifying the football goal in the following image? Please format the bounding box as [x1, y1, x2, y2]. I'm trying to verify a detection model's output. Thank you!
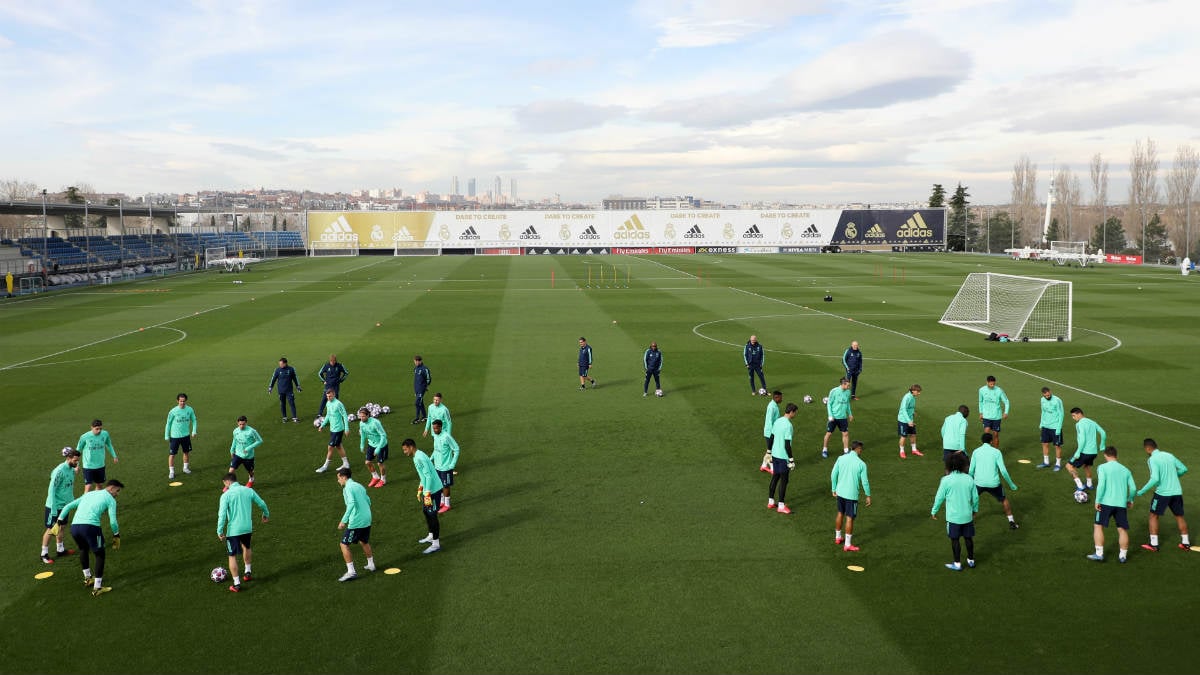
[203, 246, 226, 270]
[309, 240, 359, 257]
[939, 272, 1072, 341]
[1050, 240, 1089, 267]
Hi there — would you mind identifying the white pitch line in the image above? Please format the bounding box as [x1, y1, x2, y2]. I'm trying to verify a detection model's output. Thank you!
[630, 256, 698, 279]
[727, 286, 1200, 431]
[0, 304, 229, 371]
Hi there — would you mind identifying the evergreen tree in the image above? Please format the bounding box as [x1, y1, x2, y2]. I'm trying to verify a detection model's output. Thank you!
[946, 183, 969, 251]
[1043, 217, 1062, 247]
[1090, 216, 1126, 253]
[928, 184, 946, 208]
[1138, 213, 1171, 261]
[986, 211, 1020, 251]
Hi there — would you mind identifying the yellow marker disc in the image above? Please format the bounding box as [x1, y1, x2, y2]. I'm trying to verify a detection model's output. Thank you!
[846, 565, 865, 572]
[169, 481, 184, 487]
[384, 567, 402, 575]
[1190, 545, 1200, 552]
[34, 571, 54, 580]
[1017, 459, 1032, 464]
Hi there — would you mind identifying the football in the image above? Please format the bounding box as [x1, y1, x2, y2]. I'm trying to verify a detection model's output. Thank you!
[1073, 490, 1089, 504]
[803, 395, 813, 404]
[758, 388, 767, 396]
[654, 389, 663, 397]
[61, 446, 74, 457]
[822, 396, 830, 405]
[211, 567, 228, 583]
[313, 416, 324, 428]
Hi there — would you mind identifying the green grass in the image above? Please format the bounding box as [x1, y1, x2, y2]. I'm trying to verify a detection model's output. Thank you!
[2, 253, 1198, 674]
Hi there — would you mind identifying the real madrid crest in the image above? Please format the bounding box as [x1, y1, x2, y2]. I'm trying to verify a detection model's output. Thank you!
[439, 224, 450, 241]
[723, 223, 735, 240]
[665, 223, 676, 240]
[560, 223, 571, 240]
[845, 222, 858, 239]
[370, 224, 384, 242]
[781, 224, 793, 239]
[499, 224, 511, 240]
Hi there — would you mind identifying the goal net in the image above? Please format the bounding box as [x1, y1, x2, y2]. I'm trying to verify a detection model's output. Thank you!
[1050, 240, 1089, 267]
[309, 240, 359, 257]
[939, 272, 1072, 341]
[204, 246, 226, 270]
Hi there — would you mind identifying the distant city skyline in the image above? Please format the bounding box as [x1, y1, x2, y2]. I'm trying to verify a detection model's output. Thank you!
[1, 1, 1196, 205]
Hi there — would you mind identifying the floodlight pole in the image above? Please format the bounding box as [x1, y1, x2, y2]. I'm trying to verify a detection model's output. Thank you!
[40, 189, 47, 274]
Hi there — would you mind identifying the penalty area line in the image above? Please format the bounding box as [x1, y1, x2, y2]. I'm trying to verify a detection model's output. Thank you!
[727, 286, 1200, 431]
[0, 304, 229, 371]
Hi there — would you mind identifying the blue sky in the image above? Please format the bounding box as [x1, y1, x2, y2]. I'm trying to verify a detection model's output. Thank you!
[1, 0, 1196, 204]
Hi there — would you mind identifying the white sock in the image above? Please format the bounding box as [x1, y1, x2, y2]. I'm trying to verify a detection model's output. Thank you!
[443, 496, 450, 507]
[1150, 534, 1160, 546]
[844, 534, 852, 546]
[244, 564, 251, 574]
[768, 499, 775, 507]
[1055, 458, 1062, 466]
[1074, 478, 1084, 489]
[1043, 455, 1050, 464]
[94, 576, 102, 589]
[1095, 546, 1104, 557]
[1007, 514, 1015, 522]
[233, 576, 241, 587]
[169, 469, 175, 477]
[1086, 479, 1093, 488]
[41, 546, 49, 556]
[1183, 534, 1191, 545]
[346, 562, 356, 574]
[822, 447, 827, 453]
[57, 543, 65, 553]
[184, 463, 189, 470]
[320, 460, 330, 468]
[431, 539, 440, 547]
[912, 445, 918, 452]
[835, 530, 842, 539]
[341, 459, 350, 468]
[82, 568, 91, 578]
[366, 556, 375, 569]
[1119, 548, 1127, 560]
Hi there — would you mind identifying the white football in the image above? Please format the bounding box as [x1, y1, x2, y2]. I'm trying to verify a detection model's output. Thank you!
[758, 388, 767, 396]
[822, 396, 829, 405]
[1073, 490, 1089, 504]
[313, 416, 324, 428]
[803, 395, 813, 404]
[61, 446, 74, 457]
[655, 389, 663, 397]
[381, 406, 391, 414]
[211, 567, 228, 583]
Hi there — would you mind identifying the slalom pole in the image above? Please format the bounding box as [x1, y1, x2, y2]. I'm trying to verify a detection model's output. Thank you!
[551, 268, 555, 288]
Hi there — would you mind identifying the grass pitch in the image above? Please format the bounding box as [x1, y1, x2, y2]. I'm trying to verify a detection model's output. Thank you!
[2, 252, 1198, 674]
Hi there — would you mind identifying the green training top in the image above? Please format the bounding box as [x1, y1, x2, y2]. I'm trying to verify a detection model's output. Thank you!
[826, 386, 852, 420]
[1039, 395, 1063, 432]
[1096, 460, 1137, 508]
[45, 461, 76, 511]
[340, 478, 372, 528]
[76, 429, 117, 470]
[413, 449, 444, 494]
[770, 416, 793, 460]
[165, 405, 198, 440]
[1070, 417, 1106, 460]
[831, 451, 870, 500]
[424, 402, 453, 436]
[931, 471, 978, 525]
[897, 391, 917, 424]
[978, 385, 1010, 420]
[969, 444, 1017, 490]
[432, 431, 460, 471]
[217, 482, 269, 537]
[58, 490, 119, 534]
[230, 425, 263, 459]
[940, 413, 967, 451]
[1137, 448, 1189, 498]
[762, 399, 780, 438]
[359, 416, 388, 452]
[321, 399, 349, 433]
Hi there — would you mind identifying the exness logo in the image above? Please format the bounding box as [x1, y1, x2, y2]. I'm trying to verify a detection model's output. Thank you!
[801, 224, 821, 238]
[683, 224, 705, 239]
[459, 226, 480, 240]
[579, 224, 601, 240]
[865, 224, 886, 239]
[519, 226, 541, 240]
[895, 212, 934, 238]
[319, 216, 358, 242]
[742, 224, 764, 239]
[614, 214, 651, 240]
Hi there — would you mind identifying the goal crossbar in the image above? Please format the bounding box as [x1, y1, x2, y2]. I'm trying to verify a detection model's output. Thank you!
[939, 272, 1072, 341]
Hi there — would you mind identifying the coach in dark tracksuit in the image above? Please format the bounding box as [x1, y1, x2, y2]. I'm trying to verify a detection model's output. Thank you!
[318, 354, 348, 417]
[744, 335, 766, 394]
[268, 357, 302, 422]
[643, 342, 662, 396]
[842, 340, 863, 399]
[412, 355, 432, 424]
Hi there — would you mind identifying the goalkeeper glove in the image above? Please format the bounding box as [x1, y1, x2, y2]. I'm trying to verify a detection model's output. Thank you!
[423, 493, 433, 507]
[111, 535, 121, 551]
[787, 459, 796, 470]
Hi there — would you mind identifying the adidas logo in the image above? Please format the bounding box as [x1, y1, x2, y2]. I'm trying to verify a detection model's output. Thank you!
[392, 226, 414, 242]
[865, 224, 886, 239]
[459, 226, 480, 240]
[519, 226, 540, 240]
[319, 216, 358, 242]
[742, 224, 763, 239]
[579, 224, 600, 240]
[801, 224, 821, 238]
[614, 214, 651, 240]
[895, 212, 934, 238]
[683, 224, 705, 239]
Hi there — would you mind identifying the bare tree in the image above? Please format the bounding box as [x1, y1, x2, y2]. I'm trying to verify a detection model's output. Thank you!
[1166, 144, 1199, 258]
[1010, 155, 1039, 246]
[1089, 154, 1109, 251]
[1, 179, 40, 201]
[1128, 138, 1160, 258]
[1052, 166, 1082, 242]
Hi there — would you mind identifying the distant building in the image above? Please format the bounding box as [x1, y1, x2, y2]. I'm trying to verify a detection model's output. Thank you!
[602, 196, 647, 210]
[467, 178, 476, 197]
[452, 176, 459, 196]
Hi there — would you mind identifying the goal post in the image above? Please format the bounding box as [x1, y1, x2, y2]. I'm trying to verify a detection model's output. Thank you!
[939, 272, 1072, 341]
[203, 246, 226, 270]
[309, 240, 359, 257]
[1050, 240, 1089, 267]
